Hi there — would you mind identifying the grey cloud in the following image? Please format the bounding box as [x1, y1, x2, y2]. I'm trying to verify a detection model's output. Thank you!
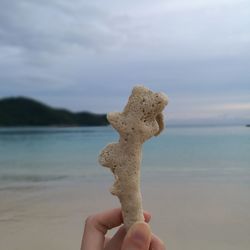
[0, 0, 127, 55]
[1, 0, 249, 62]
[0, 0, 250, 124]
[0, 0, 132, 90]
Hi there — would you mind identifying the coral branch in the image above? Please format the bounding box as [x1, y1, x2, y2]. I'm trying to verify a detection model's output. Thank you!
[99, 85, 168, 230]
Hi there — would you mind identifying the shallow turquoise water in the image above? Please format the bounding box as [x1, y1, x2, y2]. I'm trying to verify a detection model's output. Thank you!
[0, 125, 249, 188]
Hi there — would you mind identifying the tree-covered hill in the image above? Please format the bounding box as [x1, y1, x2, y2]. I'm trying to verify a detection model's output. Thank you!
[0, 97, 109, 126]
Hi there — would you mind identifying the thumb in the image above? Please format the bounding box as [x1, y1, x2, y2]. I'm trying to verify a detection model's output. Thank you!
[121, 222, 151, 250]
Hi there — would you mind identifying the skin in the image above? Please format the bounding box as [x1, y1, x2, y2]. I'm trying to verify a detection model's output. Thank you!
[81, 208, 166, 250]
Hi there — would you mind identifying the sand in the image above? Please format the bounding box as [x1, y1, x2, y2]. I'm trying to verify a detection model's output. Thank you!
[0, 175, 250, 250]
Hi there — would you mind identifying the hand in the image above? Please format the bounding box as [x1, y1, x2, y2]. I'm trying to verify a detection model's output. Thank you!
[81, 208, 165, 250]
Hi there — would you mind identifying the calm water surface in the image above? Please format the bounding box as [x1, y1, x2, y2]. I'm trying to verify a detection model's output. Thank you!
[0, 125, 249, 189]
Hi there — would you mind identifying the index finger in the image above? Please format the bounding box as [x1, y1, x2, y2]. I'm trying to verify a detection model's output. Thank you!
[81, 208, 123, 250]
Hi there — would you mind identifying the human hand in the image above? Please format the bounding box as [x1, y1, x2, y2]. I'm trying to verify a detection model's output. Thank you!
[81, 208, 165, 250]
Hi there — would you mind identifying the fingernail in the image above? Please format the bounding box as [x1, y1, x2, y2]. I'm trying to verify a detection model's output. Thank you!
[127, 222, 151, 247]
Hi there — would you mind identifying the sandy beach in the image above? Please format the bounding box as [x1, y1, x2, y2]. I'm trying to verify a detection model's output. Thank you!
[0, 175, 250, 250]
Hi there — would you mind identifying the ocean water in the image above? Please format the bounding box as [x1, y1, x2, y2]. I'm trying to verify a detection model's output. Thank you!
[0, 125, 250, 189]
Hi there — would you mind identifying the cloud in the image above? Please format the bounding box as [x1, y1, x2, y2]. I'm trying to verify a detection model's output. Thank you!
[215, 103, 250, 111]
[0, 0, 117, 52]
[2, 0, 249, 59]
[0, 0, 249, 124]
[167, 99, 250, 125]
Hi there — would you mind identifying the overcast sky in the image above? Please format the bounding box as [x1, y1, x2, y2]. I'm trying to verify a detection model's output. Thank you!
[0, 0, 250, 124]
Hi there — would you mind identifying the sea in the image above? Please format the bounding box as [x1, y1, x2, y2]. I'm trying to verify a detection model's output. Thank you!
[0, 125, 250, 190]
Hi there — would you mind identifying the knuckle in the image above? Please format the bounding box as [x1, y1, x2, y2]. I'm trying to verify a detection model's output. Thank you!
[84, 215, 96, 227]
[84, 214, 106, 233]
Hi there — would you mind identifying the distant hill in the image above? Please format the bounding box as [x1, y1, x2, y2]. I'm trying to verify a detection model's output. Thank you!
[0, 97, 109, 127]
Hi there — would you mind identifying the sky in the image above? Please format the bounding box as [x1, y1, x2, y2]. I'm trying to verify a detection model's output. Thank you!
[0, 0, 250, 125]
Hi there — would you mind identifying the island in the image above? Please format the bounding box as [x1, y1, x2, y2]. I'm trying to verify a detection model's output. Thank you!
[0, 97, 109, 127]
[246, 124, 250, 127]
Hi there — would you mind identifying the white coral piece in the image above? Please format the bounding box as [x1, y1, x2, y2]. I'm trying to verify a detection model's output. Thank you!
[99, 85, 168, 230]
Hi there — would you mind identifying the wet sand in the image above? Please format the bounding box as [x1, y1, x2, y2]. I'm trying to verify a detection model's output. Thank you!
[0, 177, 250, 250]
